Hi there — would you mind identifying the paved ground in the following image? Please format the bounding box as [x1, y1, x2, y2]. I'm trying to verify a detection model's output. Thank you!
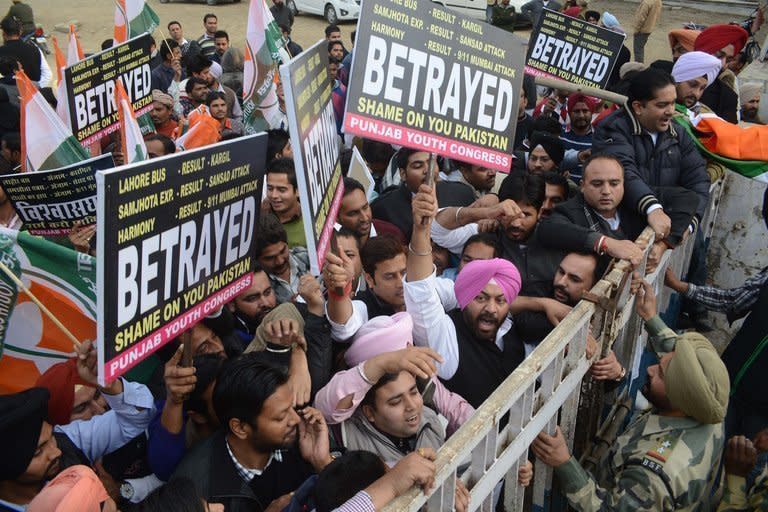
[31, 0, 739, 68]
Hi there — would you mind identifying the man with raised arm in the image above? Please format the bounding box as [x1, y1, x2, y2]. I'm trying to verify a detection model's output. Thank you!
[402, 183, 526, 408]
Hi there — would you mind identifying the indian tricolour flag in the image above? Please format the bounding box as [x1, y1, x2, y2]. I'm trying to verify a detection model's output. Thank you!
[0, 228, 96, 394]
[675, 107, 768, 183]
[67, 24, 85, 65]
[116, 80, 147, 163]
[242, 0, 291, 134]
[52, 36, 70, 125]
[18, 70, 89, 172]
[53, 26, 85, 127]
[113, 0, 160, 45]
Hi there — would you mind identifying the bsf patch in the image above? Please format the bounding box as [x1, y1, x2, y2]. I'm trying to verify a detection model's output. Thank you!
[641, 457, 664, 474]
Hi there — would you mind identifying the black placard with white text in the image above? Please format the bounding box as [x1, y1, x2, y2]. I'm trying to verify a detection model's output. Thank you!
[344, 0, 526, 171]
[65, 34, 154, 146]
[525, 9, 626, 89]
[96, 135, 266, 384]
[280, 40, 343, 274]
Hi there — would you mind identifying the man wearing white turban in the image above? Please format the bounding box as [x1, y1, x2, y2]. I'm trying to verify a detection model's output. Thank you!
[671, 51, 722, 117]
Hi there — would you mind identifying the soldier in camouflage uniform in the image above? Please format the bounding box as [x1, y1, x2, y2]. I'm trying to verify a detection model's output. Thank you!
[532, 280, 730, 511]
[718, 435, 768, 511]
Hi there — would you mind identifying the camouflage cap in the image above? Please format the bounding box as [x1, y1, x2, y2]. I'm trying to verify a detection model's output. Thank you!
[665, 332, 730, 424]
[244, 302, 305, 353]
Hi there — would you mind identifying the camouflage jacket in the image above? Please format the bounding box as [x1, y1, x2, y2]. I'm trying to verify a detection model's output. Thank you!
[553, 316, 725, 511]
[718, 468, 768, 511]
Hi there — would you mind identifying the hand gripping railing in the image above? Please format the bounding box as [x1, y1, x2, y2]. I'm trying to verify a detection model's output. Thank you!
[383, 180, 722, 512]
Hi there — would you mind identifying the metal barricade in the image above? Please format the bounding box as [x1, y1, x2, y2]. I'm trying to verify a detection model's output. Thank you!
[385, 181, 726, 512]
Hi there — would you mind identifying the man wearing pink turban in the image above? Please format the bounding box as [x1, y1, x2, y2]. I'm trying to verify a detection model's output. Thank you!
[403, 185, 527, 409]
[314, 312, 473, 436]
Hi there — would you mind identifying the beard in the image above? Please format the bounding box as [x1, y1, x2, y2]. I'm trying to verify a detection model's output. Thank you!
[252, 425, 298, 453]
[237, 306, 274, 331]
[743, 108, 758, 120]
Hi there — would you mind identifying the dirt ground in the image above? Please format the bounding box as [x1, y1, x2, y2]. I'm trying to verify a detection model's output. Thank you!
[29, 0, 739, 70]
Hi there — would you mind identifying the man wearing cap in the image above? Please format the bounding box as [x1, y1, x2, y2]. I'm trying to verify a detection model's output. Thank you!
[404, 184, 527, 408]
[532, 280, 729, 510]
[694, 25, 749, 123]
[739, 83, 763, 124]
[664, 188, 768, 439]
[0, 341, 155, 511]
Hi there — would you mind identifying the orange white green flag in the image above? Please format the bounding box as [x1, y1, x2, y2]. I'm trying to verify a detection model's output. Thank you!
[116, 80, 148, 163]
[52, 36, 70, 125]
[242, 0, 290, 134]
[0, 228, 96, 395]
[113, 0, 160, 45]
[67, 24, 85, 65]
[18, 70, 89, 172]
[175, 111, 221, 151]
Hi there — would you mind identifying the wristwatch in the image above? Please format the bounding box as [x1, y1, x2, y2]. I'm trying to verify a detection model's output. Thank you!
[119, 481, 135, 501]
[614, 366, 627, 382]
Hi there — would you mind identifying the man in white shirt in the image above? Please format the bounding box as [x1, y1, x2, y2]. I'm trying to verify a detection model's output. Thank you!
[402, 184, 527, 408]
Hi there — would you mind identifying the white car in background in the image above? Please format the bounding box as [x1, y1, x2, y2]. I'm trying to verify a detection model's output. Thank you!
[288, 0, 360, 24]
[288, 0, 531, 26]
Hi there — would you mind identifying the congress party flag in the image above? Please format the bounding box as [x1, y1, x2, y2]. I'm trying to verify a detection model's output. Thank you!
[18, 70, 89, 172]
[116, 80, 148, 164]
[113, 0, 160, 45]
[242, 0, 289, 134]
[0, 228, 96, 394]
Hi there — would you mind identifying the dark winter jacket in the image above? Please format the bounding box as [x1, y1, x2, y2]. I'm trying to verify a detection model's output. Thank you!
[592, 108, 710, 224]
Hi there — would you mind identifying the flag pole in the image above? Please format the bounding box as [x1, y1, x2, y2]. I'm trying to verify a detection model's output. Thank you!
[0, 260, 82, 350]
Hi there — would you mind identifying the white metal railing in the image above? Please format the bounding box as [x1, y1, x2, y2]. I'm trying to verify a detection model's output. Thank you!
[384, 180, 726, 512]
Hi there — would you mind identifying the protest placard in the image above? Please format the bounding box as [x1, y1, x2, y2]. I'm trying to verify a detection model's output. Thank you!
[65, 34, 154, 146]
[525, 8, 626, 89]
[96, 134, 267, 384]
[343, 0, 526, 172]
[279, 40, 343, 274]
[0, 155, 114, 236]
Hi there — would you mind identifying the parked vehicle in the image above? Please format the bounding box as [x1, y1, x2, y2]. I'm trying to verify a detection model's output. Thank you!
[288, 0, 360, 24]
[288, 0, 532, 27]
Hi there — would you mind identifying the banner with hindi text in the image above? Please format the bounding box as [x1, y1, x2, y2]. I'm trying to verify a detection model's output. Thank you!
[0, 155, 114, 236]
